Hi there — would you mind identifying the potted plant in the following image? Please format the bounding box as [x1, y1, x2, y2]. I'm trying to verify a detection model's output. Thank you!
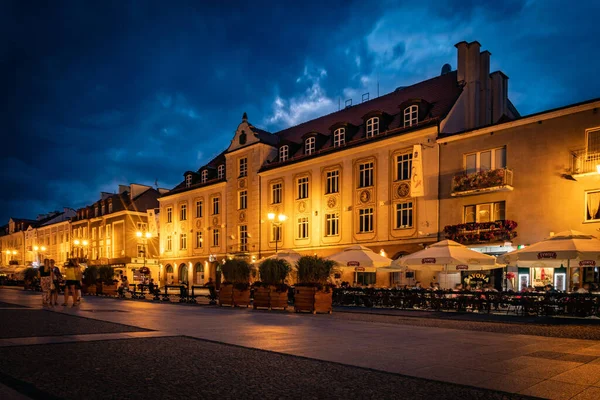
[219, 259, 251, 307]
[82, 266, 98, 295]
[97, 265, 118, 296]
[253, 258, 291, 310]
[294, 255, 336, 314]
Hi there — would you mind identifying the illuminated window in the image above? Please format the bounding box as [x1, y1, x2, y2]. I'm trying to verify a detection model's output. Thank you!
[180, 204, 187, 221]
[105, 225, 110, 239]
[201, 170, 208, 183]
[217, 165, 225, 180]
[167, 207, 172, 223]
[180, 233, 187, 250]
[239, 190, 247, 210]
[325, 170, 339, 194]
[166, 235, 172, 251]
[186, 174, 192, 188]
[403, 105, 418, 127]
[297, 176, 309, 199]
[239, 157, 248, 177]
[239, 225, 248, 252]
[464, 201, 505, 223]
[212, 197, 220, 215]
[366, 117, 379, 137]
[94, 207, 98, 217]
[395, 202, 413, 229]
[325, 213, 339, 236]
[464, 147, 506, 175]
[586, 127, 600, 154]
[271, 183, 282, 204]
[279, 145, 289, 162]
[585, 190, 600, 222]
[333, 128, 345, 147]
[212, 228, 220, 247]
[359, 208, 374, 233]
[305, 137, 315, 155]
[196, 200, 203, 218]
[297, 217, 309, 239]
[271, 224, 281, 242]
[196, 231, 203, 248]
[396, 152, 413, 181]
[358, 162, 374, 188]
[92, 228, 96, 240]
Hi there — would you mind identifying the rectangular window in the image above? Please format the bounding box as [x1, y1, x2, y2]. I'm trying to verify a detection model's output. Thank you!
[585, 190, 600, 222]
[166, 235, 172, 251]
[586, 128, 600, 154]
[333, 128, 345, 147]
[358, 162, 374, 188]
[137, 244, 144, 258]
[101, 204, 105, 215]
[239, 225, 248, 252]
[167, 207, 172, 223]
[239, 190, 247, 210]
[325, 213, 339, 236]
[464, 147, 506, 174]
[213, 228, 220, 247]
[98, 226, 103, 239]
[180, 204, 187, 221]
[105, 225, 111, 239]
[297, 217, 309, 239]
[395, 202, 413, 229]
[271, 183, 282, 204]
[186, 174, 192, 187]
[180, 234, 187, 250]
[212, 197, 220, 215]
[325, 170, 339, 194]
[136, 222, 148, 231]
[196, 231, 203, 248]
[279, 146, 289, 162]
[94, 207, 98, 217]
[92, 228, 96, 240]
[272, 224, 281, 242]
[305, 137, 315, 155]
[196, 201, 203, 218]
[217, 165, 225, 180]
[297, 177, 309, 199]
[108, 203, 113, 213]
[464, 201, 506, 223]
[359, 208, 374, 233]
[396, 153, 413, 181]
[404, 105, 418, 127]
[239, 157, 248, 177]
[366, 117, 379, 137]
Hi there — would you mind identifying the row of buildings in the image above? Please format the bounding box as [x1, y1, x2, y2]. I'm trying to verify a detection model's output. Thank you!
[2, 40, 599, 290]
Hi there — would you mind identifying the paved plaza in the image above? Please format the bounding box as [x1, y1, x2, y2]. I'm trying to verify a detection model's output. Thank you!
[1, 289, 600, 399]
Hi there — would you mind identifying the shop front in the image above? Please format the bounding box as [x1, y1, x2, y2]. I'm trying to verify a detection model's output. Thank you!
[515, 265, 567, 291]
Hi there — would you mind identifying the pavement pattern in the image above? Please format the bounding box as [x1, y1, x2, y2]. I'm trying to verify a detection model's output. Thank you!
[1, 288, 600, 399]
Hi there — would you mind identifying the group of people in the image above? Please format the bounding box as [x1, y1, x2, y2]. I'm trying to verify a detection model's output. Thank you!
[37, 258, 82, 307]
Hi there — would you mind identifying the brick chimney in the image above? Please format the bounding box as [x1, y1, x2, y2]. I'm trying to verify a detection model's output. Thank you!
[491, 71, 509, 123]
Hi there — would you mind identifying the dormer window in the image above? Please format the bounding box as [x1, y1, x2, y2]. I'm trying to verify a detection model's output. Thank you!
[305, 137, 315, 155]
[94, 207, 98, 217]
[217, 165, 225, 180]
[366, 117, 379, 137]
[101, 203, 105, 215]
[108, 200, 113, 213]
[404, 105, 418, 127]
[186, 174, 192, 188]
[333, 128, 345, 147]
[279, 145, 289, 162]
[201, 170, 208, 183]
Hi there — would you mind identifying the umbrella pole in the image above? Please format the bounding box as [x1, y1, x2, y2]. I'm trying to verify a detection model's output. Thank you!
[566, 259, 571, 292]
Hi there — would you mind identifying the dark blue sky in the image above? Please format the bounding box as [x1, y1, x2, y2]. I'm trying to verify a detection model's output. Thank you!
[2, 0, 599, 224]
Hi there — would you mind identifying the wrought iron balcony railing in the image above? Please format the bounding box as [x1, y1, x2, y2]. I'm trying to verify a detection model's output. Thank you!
[451, 168, 513, 196]
[569, 149, 600, 175]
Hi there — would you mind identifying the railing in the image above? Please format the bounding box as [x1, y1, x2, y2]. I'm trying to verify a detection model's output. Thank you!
[570, 149, 600, 175]
[443, 220, 517, 244]
[332, 288, 600, 317]
[451, 168, 513, 196]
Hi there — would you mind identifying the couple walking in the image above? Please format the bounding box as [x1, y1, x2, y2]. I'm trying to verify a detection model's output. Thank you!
[38, 258, 60, 307]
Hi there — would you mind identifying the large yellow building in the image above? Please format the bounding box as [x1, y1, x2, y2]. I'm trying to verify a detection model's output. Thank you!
[158, 40, 520, 287]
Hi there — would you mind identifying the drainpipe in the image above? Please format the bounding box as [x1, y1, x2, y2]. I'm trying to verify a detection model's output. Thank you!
[437, 121, 442, 242]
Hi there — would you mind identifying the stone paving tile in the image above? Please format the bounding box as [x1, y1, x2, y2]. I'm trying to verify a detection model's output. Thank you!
[409, 365, 504, 386]
[571, 387, 600, 400]
[512, 360, 583, 380]
[557, 353, 598, 363]
[477, 375, 544, 394]
[519, 380, 588, 400]
[550, 364, 600, 386]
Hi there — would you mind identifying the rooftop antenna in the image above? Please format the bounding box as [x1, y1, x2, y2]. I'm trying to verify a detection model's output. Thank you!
[154, 179, 158, 189]
[362, 92, 369, 103]
[345, 99, 352, 108]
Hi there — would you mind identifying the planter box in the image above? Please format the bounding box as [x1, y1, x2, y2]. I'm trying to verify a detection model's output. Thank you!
[294, 287, 333, 314]
[99, 283, 118, 296]
[253, 286, 288, 310]
[87, 284, 97, 295]
[219, 284, 250, 307]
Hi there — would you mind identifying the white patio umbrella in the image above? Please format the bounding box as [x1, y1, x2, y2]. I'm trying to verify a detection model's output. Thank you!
[326, 245, 392, 271]
[260, 249, 303, 267]
[500, 230, 600, 289]
[391, 240, 503, 288]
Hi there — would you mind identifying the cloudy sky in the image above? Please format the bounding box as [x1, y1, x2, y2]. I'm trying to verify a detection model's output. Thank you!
[1, 0, 599, 223]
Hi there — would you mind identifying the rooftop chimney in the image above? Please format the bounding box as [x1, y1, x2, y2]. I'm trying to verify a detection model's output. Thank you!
[118, 185, 130, 194]
[491, 71, 509, 123]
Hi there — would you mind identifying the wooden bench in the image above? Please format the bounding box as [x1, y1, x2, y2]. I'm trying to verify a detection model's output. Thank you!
[189, 285, 217, 304]
[161, 285, 188, 302]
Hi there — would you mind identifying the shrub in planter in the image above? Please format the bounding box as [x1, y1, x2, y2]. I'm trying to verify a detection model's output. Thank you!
[97, 266, 118, 296]
[82, 266, 98, 295]
[219, 259, 251, 307]
[294, 255, 337, 314]
[23, 267, 38, 290]
[253, 258, 291, 310]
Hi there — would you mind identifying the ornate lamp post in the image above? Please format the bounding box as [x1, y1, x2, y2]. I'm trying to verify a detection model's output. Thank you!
[267, 213, 287, 253]
[33, 245, 47, 265]
[136, 230, 152, 271]
[73, 239, 89, 260]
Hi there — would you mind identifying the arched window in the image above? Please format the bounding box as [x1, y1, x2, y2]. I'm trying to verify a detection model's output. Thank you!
[185, 174, 192, 188]
[333, 128, 345, 147]
[279, 145, 289, 162]
[195, 262, 204, 285]
[165, 264, 174, 284]
[305, 137, 315, 155]
[366, 117, 379, 137]
[201, 170, 208, 183]
[179, 263, 188, 283]
[217, 165, 225, 180]
[404, 105, 418, 127]
[166, 264, 173, 273]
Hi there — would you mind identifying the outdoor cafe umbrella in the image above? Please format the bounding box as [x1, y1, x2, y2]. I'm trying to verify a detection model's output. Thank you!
[261, 249, 303, 267]
[500, 230, 600, 289]
[326, 245, 392, 271]
[391, 240, 502, 288]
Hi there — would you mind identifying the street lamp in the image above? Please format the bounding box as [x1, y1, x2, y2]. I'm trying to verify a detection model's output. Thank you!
[33, 245, 47, 264]
[72, 239, 89, 260]
[136, 230, 152, 271]
[267, 213, 287, 253]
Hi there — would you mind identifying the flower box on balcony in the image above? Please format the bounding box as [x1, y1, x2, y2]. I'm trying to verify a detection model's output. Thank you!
[451, 168, 513, 196]
[443, 220, 518, 245]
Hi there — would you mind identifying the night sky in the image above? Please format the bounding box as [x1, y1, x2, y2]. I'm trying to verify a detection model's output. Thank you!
[2, 0, 599, 224]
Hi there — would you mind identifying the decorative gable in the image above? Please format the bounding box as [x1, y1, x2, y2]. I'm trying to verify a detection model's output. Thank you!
[227, 113, 262, 152]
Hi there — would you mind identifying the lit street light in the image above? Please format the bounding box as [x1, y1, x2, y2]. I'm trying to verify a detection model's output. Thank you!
[267, 213, 287, 253]
[33, 245, 47, 264]
[136, 230, 152, 272]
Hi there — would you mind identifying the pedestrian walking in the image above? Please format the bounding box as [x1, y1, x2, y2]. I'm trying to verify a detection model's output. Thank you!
[50, 259, 61, 306]
[39, 258, 53, 307]
[62, 259, 79, 307]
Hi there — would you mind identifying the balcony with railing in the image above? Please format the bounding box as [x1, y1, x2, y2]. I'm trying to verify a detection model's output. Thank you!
[451, 168, 514, 196]
[443, 220, 518, 245]
[569, 149, 600, 176]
